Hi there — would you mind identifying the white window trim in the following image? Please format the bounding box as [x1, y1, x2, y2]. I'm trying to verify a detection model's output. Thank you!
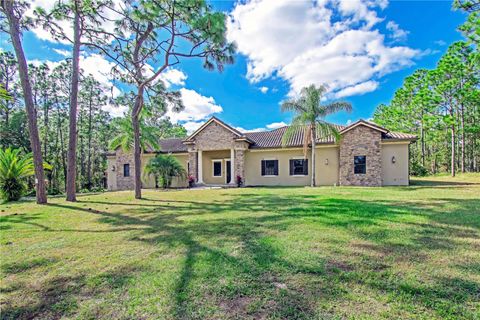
[212, 159, 223, 177]
[262, 159, 278, 177]
[290, 158, 308, 176]
[353, 156, 367, 175]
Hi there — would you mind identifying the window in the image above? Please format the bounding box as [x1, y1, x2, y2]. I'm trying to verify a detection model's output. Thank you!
[213, 160, 222, 177]
[354, 156, 366, 174]
[290, 159, 308, 175]
[261, 160, 278, 176]
[123, 164, 130, 177]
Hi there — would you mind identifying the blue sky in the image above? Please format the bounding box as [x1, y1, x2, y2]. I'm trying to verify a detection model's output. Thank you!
[0, 0, 467, 133]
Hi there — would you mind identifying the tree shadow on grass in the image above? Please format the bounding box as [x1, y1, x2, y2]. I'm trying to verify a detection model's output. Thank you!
[3, 192, 479, 319]
[0, 265, 148, 320]
[77, 192, 480, 318]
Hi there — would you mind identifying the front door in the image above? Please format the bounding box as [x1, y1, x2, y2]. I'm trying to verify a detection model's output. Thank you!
[226, 160, 231, 184]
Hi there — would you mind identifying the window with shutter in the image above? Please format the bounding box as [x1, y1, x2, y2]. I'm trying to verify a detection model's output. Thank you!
[261, 160, 278, 176]
[290, 159, 308, 175]
[123, 164, 130, 177]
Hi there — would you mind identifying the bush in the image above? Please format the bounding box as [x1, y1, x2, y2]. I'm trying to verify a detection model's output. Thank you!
[0, 148, 33, 201]
[0, 148, 51, 202]
[410, 162, 429, 177]
[143, 154, 186, 189]
[0, 176, 26, 201]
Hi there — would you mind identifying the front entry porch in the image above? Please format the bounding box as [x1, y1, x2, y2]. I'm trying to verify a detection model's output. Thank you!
[197, 149, 234, 185]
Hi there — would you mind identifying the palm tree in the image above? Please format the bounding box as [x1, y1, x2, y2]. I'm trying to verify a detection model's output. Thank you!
[282, 84, 352, 187]
[109, 116, 160, 153]
[0, 148, 51, 201]
[143, 154, 186, 188]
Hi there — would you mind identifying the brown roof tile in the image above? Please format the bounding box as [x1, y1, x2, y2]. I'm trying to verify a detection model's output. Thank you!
[157, 138, 188, 153]
[152, 120, 416, 152]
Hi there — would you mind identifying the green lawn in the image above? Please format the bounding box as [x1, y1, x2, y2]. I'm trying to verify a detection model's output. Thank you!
[1, 174, 479, 320]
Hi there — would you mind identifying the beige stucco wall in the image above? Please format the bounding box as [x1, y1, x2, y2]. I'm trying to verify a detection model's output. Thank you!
[202, 150, 231, 185]
[381, 143, 409, 186]
[314, 146, 340, 186]
[107, 152, 189, 190]
[106, 156, 117, 190]
[244, 146, 339, 186]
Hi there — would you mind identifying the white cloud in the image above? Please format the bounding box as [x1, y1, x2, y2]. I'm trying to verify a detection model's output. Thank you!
[32, 53, 124, 117]
[434, 40, 447, 46]
[259, 86, 268, 93]
[53, 48, 70, 57]
[235, 126, 265, 133]
[159, 68, 187, 88]
[334, 80, 378, 98]
[167, 88, 223, 126]
[235, 121, 288, 133]
[386, 21, 409, 42]
[182, 121, 204, 134]
[228, 0, 419, 98]
[27, 0, 123, 44]
[266, 121, 287, 130]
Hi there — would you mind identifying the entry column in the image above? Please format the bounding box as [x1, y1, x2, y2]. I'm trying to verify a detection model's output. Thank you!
[230, 148, 235, 185]
[197, 149, 204, 184]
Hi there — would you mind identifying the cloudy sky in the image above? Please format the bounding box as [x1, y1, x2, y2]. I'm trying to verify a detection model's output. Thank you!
[0, 0, 466, 133]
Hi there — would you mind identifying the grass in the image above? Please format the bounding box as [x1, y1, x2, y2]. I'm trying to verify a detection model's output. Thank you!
[1, 173, 479, 320]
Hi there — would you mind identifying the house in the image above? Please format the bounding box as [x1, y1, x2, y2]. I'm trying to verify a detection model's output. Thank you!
[106, 117, 417, 190]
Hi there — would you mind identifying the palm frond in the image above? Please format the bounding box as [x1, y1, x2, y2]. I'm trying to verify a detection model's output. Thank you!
[316, 120, 341, 143]
[323, 101, 353, 115]
[281, 115, 306, 147]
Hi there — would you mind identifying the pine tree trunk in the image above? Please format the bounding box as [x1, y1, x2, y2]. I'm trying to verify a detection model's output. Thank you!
[87, 91, 93, 190]
[58, 110, 67, 185]
[311, 125, 316, 187]
[460, 103, 465, 173]
[79, 110, 85, 187]
[420, 111, 425, 167]
[132, 87, 145, 199]
[66, 2, 81, 202]
[451, 122, 456, 177]
[3, 0, 47, 204]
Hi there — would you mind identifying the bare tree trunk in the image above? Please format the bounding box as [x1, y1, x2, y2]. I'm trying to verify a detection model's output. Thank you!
[460, 103, 465, 173]
[79, 110, 85, 187]
[58, 107, 67, 185]
[86, 89, 93, 190]
[311, 125, 316, 187]
[420, 111, 425, 167]
[132, 87, 145, 199]
[66, 1, 81, 202]
[3, 0, 47, 204]
[451, 123, 456, 177]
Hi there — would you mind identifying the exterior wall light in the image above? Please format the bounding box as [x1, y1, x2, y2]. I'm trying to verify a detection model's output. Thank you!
[325, 158, 329, 165]
[112, 165, 116, 171]
[391, 156, 396, 164]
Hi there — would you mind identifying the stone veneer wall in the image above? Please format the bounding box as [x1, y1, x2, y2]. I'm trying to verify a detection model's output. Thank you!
[234, 149, 245, 181]
[188, 150, 197, 181]
[115, 148, 135, 190]
[339, 125, 382, 186]
[193, 121, 238, 150]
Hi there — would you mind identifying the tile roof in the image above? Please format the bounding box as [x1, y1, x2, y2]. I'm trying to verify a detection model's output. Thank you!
[245, 124, 345, 148]
[152, 120, 416, 152]
[157, 138, 189, 153]
[383, 131, 417, 140]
